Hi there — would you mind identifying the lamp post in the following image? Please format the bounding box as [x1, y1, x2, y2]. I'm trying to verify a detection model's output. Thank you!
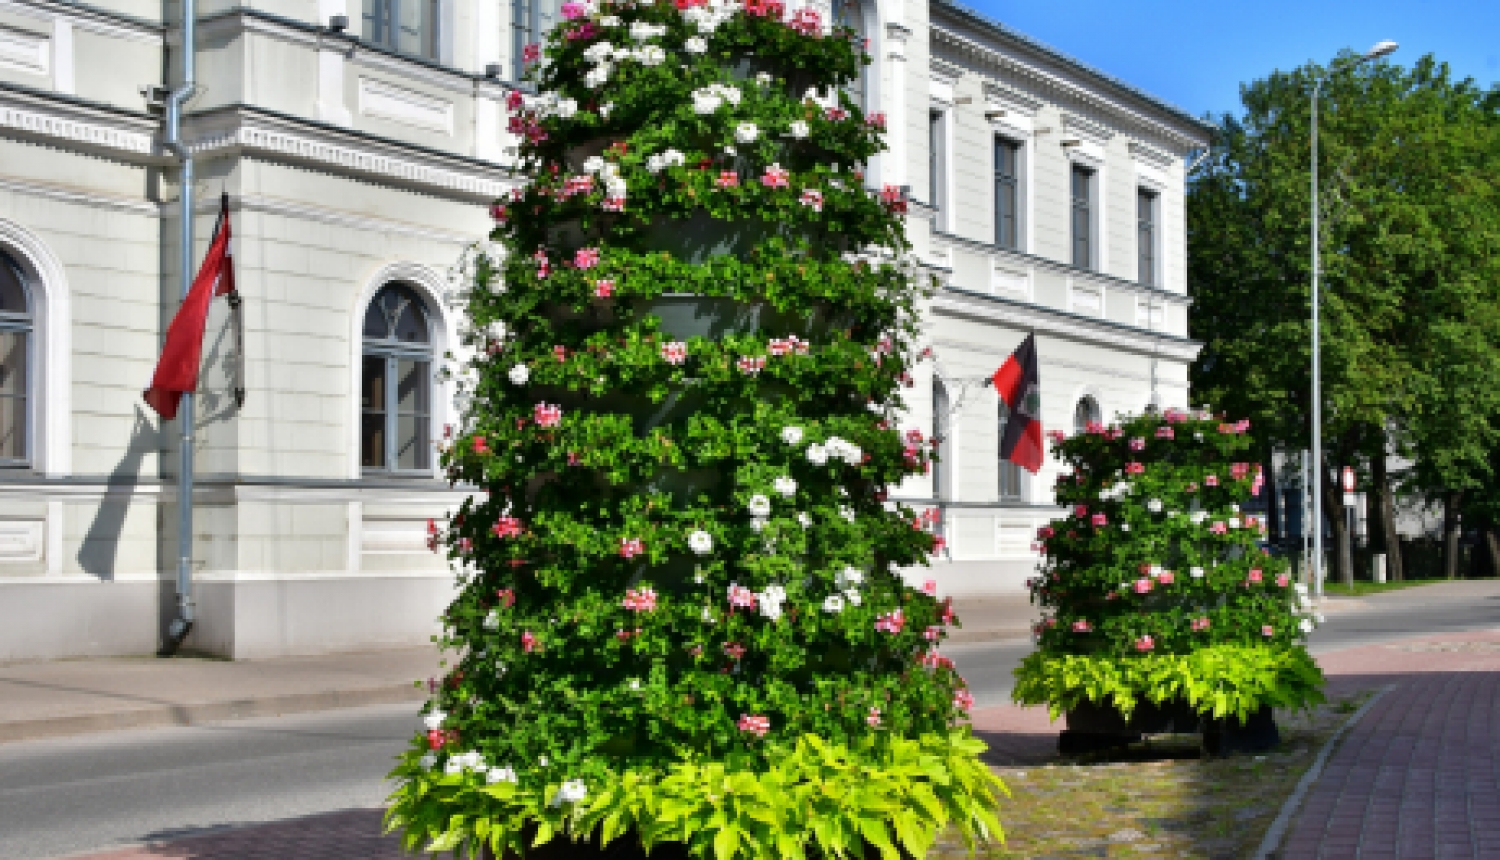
[1310, 39, 1397, 598]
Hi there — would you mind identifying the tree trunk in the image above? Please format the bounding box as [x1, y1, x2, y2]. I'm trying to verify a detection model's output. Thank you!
[1486, 528, 1500, 580]
[1443, 490, 1464, 580]
[1321, 472, 1354, 587]
[1371, 453, 1404, 581]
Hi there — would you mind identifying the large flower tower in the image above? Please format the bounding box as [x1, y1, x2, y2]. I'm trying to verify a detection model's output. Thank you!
[384, 0, 1005, 856]
[1012, 410, 1326, 755]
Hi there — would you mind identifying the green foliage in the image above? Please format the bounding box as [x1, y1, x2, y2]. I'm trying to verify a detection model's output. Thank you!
[384, 730, 1006, 860]
[386, 0, 1000, 854]
[1012, 411, 1325, 719]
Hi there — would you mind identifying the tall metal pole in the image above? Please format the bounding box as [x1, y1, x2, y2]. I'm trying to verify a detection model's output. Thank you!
[1310, 78, 1324, 599]
[164, 0, 198, 644]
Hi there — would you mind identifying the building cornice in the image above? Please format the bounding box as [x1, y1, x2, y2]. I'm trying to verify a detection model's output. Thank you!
[929, 228, 1191, 307]
[932, 288, 1202, 363]
[928, 22, 1211, 153]
[0, 80, 156, 158]
[0, 0, 162, 42]
[184, 104, 520, 201]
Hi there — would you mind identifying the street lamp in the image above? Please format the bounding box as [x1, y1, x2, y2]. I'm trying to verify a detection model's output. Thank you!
[1310, 39, 1397, 598]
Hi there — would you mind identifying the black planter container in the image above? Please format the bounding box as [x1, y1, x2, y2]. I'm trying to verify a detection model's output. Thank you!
[483, 833, 902, 859]
[1059, 698, 1279, 756]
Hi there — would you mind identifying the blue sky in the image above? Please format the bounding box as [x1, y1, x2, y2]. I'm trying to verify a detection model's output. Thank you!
[963, 0, 1500, 121]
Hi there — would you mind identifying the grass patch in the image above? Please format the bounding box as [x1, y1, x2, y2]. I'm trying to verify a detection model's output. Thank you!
[924, 693, 1371, 859]
[1319, 577, 1496, 597]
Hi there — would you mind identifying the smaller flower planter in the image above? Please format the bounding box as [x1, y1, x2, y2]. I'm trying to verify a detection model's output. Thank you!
[482, 833, 908, 859]
[1059, 698, 1279, 757]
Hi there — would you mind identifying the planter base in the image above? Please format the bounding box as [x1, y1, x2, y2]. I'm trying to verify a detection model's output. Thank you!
[1061, 699, 1279, 756]
[482, 833, 899, 859]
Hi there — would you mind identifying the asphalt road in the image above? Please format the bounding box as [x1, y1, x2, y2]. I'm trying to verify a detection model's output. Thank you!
[5, 583, 1497, 860]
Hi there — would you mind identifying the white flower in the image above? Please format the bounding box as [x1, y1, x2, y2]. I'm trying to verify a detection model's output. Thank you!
[600, 101, 615, 118]
[582, 156, 605, 174]
[538, 755, 548, 766]
[1299, 618, 1315, 634]
[628, 678, 641, 690]
[722, 145, 737, 156]
[487, 766, 518, 784]
[556, 98, 578, 118]
[1191, 566, 1205, 578]
[747, 494, 772, 517]
[702, 606, 716, 623]
[839, 506, 856, 523]
[663, 148, 685, 167]
[637, 44, 667, 66]
[496, 663, 507, 677]
[600, 14, 621, 25]
[1190, 511, 1208, 524]
[646, 154, 665, 173]
[750, 517, 768, 532]
[806, 444, 829, 466]
[734, 122, 760, 144]
[757, 586, 786, 620]
[797, 512, 812, 528]
[721, 85, 741, 105]
[419, 753, 437, 770]
[685, 36, 707, 53]
[445, 757, 465, 775]
[483, 609, 500, 630]
[844, 589, 863, 607]
[584, 64, 613, 88]
[836, 566, 864, 588]
[583, 42, 614, 63]
[822, 594, 845, 613]
[692, 91, 722, 115]
[789, 120, 810, 139]
[773, 476, 797, 497]
[1229, 517, 1242, 529]
[424, 709, 447, 731]
[1294, 582, 1309, 595]
[781, 426, 804, 445]
[1121, 523, 1131, 532]
[1314, 612, 1325, 624]
[688, 529, 713, 555]
[551, 779, 588, 807]
[1147, 498, 1163, 513]
[755, 72, 772, 86]
[508, 364, 530, 385]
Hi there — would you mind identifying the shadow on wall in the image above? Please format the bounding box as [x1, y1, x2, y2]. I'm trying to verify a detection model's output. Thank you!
[76, 406, 160, 579]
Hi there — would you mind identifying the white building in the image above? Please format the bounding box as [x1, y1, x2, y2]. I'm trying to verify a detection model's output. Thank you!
[0, 0, 1208, 659]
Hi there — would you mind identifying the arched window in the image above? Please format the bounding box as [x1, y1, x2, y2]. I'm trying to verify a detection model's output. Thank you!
[832, 0, 868, 112]
[512, 0, 562, 81]
[362, 284, 433, 473]
[1073, 395, 1102, 436]
[932, 376, 950, 500]
[0, 250, 31, 466]
[997, 400, 1022, 501]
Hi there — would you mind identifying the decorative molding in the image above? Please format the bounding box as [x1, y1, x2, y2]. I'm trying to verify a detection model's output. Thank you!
[989, 260, 1031, 301]
[0, 176, 158, 215]
[933, 288, 1201, 363]
[0, 0, 162, 44]
[930, 229, 1190, 308]
[1062, 112, 1111, 146]
[0, 519, 44, 563]
[1068, 279, 1102, 316]
[1128, 140, 1174, 171]
[211, 194, 476, 244]
[358, 77, 455, 135]
[360, 517, 435, 554]
[185, 107, 517, 200]
[0, 87, 155, 156]
[983, 81, 1040, 117]
[0, 24, 50, 77]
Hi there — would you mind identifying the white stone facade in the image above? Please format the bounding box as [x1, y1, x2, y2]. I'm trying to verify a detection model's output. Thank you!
[0, 0, 1208, 659]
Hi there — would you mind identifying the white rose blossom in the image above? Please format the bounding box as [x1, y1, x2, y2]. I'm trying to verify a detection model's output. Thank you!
[755, 72, 773, 86]
[781, 426, 804, 445]
[688, 529, 713, 555]
[487, 766, 518, 784]
[797, 512, 812, 528]
[1190, 566, 1205, 578]
[600, 14, 621, 25]
[419, 753, 437, 770]
[583, 42, 614, 63]
[556, 98, 578, 118]
[508, 364, 530, 385]
[685, 36, 708, 53]
[638, 45, 667, 66]
[423, 710, 447, 731]
[551, 780, 588, 807]
[773, 476, 797, 497]
[582, 156, 605, 174]
[747, 494, 771, 517]
[750, 517, 768, 532]
[839, 506, 856, 523]
[806, 444, 829, 466]
[735, 122, 760, 143]
[844, 590, 862, 607]
[1299, 618, 1315, 633]
[822, 594, 845, 614]
[1147, 498, 1163, 513]
[788, 120, 810, 139]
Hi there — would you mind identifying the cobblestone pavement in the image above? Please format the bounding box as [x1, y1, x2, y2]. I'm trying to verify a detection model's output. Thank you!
[58, 629, 1500, 860]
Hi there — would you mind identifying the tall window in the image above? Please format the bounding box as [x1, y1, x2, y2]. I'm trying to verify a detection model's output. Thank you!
[1137, 189, 1158, 286]
[1070, 165, 1093, 269]
[997, 401, 1022, 501]
[994, 137, 1020, 250]
[1073, 396, 1102, 436]
[362, 284, 433, 474]
[512, 0, 562, 81]
[928, 110, 944, 212]
[832, 0, 867, 111]
[362, 0, 441, 59]
[0, 251, 30, 465]
[932, 376, 950, 499]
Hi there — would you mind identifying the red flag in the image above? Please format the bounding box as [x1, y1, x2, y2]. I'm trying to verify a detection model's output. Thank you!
[992, 333, 1044, 474]
[144, 200, 235, 420]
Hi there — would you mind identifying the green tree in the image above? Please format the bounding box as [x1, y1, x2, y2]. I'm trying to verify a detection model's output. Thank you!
[383, 0, 1003, 856]
[1188, 54, 1500, 584]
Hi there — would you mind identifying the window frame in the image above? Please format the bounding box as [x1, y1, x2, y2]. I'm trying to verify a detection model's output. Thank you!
[928, 109, 946, 220]
[932, 375, 951, 501]
[362, 0, 443, 61]
[997, 399, 1022, 502]
[1070, 164, 1095, 270]
[0, 250, 32, 469]
[1073, 395, 1102, 436]
[993, 135, 1022, 250]
[1137, 187, 1159, 287]
[361, 284, 435, 477]
[512, 0, 562, 82]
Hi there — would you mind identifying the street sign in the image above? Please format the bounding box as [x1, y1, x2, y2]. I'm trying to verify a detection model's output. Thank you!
[1342, 466, 1355, 507]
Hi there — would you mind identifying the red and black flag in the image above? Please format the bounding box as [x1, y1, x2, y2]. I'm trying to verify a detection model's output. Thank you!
[144, 196, 236, 420]
[992, 332, 1044, 474]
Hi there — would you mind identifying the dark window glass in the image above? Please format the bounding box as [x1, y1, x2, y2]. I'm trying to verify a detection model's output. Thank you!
[1073, 396, 1101, 436]
[994, 138, 1019, 249]
[362, 284, 432, 473]
[363, 0, 440, 59]
[932, 377, 949, 500]
[998, 401, 1021, 501]
[512, 0, 562, 81]
[833, 0, 866, 111]
[929, 111, 943, 209]
[1071, 166, 1093, 269]
[0, 251, 30, 465]
[1138, 189, 1158, 287]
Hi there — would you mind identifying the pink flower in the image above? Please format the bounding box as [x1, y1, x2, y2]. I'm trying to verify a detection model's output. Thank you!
[533, 248, 551, 279]
[522, 43, 541, 62]
[866, 707, 882, 727]
[496, 588, 516, 607]
[1247, 569, 1263, 583]
[788, 6, 821, 35]
[923, 625, 941, 641]
[1134, 635, 1155, 652]
[1209, 521, 1228, 535]
[594, 279, 615, 298]
[825, 106, 848, 121]
[716, 170, 739, 189]
[1262, 625, 1275, 637]
[1126, 462, 1146, 475]
[1072, 619, 1092, 632]
[922, 578, 938, 596]
[1074, 504, 1089, 518]
[930, 534, 947, 554]
[534, 403, 563, 427]
[553, 345, 569, 362]
[1037, 526, 1055, 540]
[1046, 429, 1066, 443]
[619, 538, 644, 559]
[560, 1, 585, 18]
[799, 188, 823, 211]
[1276, 574, 1290, 588]
[661, 341, 687, 365]
[768, 338, 791, 357]
[506, 90, 525, 111]
[953, 689, 974, 712]
[489, 203, 508, 222]
[601, 196, 625, 212]
[563, 21, 596, 40]
[738, 714, 770, 737]
[736, 356, 766, 375]
[621, 586, 657, 611]
[874, 609, 906, 634]
[1205, 474, 1219, 487]
[1091, 513, 1108, 527]
[1129, 437, 1146, 451]
[723, 641, 746, 660]
[1133, 578, 1154, 594]
[865, 112, 886, 130]
[1085, 421, 1105, 435]
[760, 163, 790, 188]
[727, 584, 756, 609]
[1191, 617, 1210, 632]
[1155, 426, 1174, 439]
[521, 630, 538, 653]
[574, 247, 600, 269]
[1231, 462, 1251, 480]
[492, 517, 523, 539]
[1157, 570, 1175, 585]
